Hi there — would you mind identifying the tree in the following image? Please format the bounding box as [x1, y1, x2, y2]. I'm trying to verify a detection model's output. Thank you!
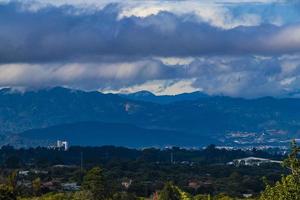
[260, 140, 300, 200]
[7, 171, 17, 194]
[158, 182, 194, 200]
[0, 184, 16, 200]
[20, 192, 71, 200]
[283, 140, 300, 177]
[32, 178, 41, 196]
[82, 167, 106, 200]
[5, 155, 20, 169]
[112, 192, 138, 200]
[214, 193, 233, 200]
[158, 182, 182, 200]
[193, 194, 211, 200]
[73, 191, 93, 200]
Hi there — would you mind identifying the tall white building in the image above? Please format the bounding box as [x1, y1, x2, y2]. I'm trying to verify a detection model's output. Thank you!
[57, 140, 69, 151]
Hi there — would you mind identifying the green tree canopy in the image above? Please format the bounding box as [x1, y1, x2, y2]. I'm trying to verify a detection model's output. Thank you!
[32, 178, 41, 196]
[158, 182, 192, 200]
[0, 184, 16, 200]
[260, 140, 300, 200]
[82, 167, 106, 200]
[72, 191, 93, 200]
[112, 192, 138, 200]
[158, 182, 181, 200]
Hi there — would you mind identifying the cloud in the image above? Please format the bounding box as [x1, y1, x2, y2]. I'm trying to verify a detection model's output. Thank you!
[1, 55, 300, 98]
[186, 55, 300, 97]
[118, 2, 263, 29]
[103, 79, 198, 95]
[102, 55, 300, 98]
[0, 1, 300, 64]
[0, 1, 299, 97]
[0, 59, 183, 89]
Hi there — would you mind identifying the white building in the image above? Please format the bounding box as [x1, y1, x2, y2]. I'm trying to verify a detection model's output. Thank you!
[62, 182, 80, 191]
[228, 157, 282, 167]
[57, 140, 69, 151]
[18, 170, 30, 176]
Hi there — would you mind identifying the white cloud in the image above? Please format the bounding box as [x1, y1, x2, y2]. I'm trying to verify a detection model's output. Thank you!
[102, 78, 198, 95]
[266, 24, 300, 51]
[118, 1, 263, 29]
[0, 60, 174, 89]
[1, 0, 289, 29]
[1, 55, 300, 97]
[155, 57, 194, 66]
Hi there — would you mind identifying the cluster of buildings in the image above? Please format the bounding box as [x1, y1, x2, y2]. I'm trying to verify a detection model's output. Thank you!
[17, 165, 80, 192]
[49, 140, 69, 151]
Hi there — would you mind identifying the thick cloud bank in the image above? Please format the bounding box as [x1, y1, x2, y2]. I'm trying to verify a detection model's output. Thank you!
[0, 1, 300, 97]
[0, 2, 300, 62]
[1, 55, 300, 98]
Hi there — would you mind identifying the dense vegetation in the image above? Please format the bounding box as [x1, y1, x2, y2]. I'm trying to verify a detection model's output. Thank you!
[0, 143, 293, 199]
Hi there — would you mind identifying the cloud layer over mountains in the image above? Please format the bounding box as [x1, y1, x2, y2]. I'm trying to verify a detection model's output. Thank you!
[0, 0, 300, 97]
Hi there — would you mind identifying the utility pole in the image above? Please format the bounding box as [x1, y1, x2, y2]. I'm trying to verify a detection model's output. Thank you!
[80, 152, 83, 172]
[80, 151, 83, 182]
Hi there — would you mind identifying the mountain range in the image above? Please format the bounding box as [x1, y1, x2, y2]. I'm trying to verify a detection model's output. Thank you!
[16, 121, 206, 148]
[1, 87, 300, 148]
[119, 90, 209, 104]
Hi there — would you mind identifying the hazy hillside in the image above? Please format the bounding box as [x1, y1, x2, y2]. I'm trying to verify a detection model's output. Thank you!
[16, 121, 210, 148]
[1, 87, 300, 147]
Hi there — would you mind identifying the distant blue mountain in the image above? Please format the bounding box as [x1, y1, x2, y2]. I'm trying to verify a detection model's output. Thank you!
[120, 90, 209, 104]
[17, 121, 213, 148]
[0, 87, 300, 147]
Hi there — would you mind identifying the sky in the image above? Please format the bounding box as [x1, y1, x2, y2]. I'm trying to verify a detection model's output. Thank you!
[0, 0, 300, 97]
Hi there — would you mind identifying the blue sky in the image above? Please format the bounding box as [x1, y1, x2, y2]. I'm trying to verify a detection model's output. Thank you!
[0, 0, 299, 97]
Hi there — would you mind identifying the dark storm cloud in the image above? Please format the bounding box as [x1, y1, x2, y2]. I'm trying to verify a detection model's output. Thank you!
[0, 2, 300, 63]
[1, 1, 300, 98]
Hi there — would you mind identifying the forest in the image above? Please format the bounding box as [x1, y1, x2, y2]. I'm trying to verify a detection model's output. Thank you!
[0, 143, 297, 199]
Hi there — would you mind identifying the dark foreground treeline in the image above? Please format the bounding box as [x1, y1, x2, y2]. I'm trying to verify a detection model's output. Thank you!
[0, 144, 284, 168]
[0, 144, 287, 199]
